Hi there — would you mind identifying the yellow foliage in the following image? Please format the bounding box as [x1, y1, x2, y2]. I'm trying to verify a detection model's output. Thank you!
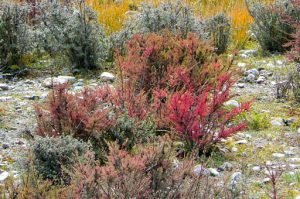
[86, 0, 267, 49]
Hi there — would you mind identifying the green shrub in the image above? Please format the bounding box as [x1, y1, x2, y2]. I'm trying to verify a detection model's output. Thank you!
[32, 136, 90, 184]
[246, 0, 298, 53]
[0, 2, 32, 70]
[247, 112, 270, 131]
[205, 13, 230, 54]
[106, 112, 156, 151]
[36, 0, 110, 70]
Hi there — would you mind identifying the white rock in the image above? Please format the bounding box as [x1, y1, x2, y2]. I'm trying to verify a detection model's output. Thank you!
[230, 172, 242, 189]
[208, 168, 220, 176]
[224, 100, 240, 108]
[272, 153, 285, 158]
[256, 76, 266, 84]
[246, 68, 259, 77]
[276, 60, 284, 65]
[231, 147, 238, 152]
[0, 96, 13, 101]
[289, 158, 300, 163]
[289, 164, 300, 169]
[0, 83, 9, 90]
[237, 63, 247, 68]
[239, 50, 257, 58]
[263, 177, 271, 183]
[297, 128, 300, 134]
[235, 140, 248, 145]
[0, 171, 9, 182]
[100, 72, 115, 82]
[252, 166, 261, 172]
[237, 83, 245, 88]
[284, 150, 296, 156]
[270, 118, 284, 126]
[295, 195, 300, 199]
[246, 74, 256, 83]
[43, 76, 76, 88]
[193, 165, 210, 176]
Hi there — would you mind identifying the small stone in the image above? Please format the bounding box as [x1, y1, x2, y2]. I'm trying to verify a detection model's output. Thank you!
[73, 81, 84, 87]
[100, 72, 115, 82]
[231, 147, 238, 152]
[256, 76, 266, 84]
[284, 150, 296, 156]
[272, 153, 285, 158]
[276, 60, 284, 65]
[218, 162, 233, 172]
[43, 76, 76, 88]
[246, 74, 256, 83]
[0, 171, 9, 182]
[208, 168, 220, 176]
[271, 118, 284, 126]
[24, 95, 39, 100]
[224, 100, 240, 108]
[193, 165, 210, 176]
[2, 143, 9, 149]
[239, 50, 257, 58]
[290, 164, 300, 169]
[237, 83, 245, 88]
[229, 172, 242, 189]
[262, 177, 270, 183]
[0, 83, 9, 90]
[252, 166, 261, 172]
[235, 140, 248, 145]
[24, 80, 34, 84]
[237, 63, 246, 68]
[0, 96, 13, 101]
[246, 68, 259, 77]
[289, 158, 300, 163]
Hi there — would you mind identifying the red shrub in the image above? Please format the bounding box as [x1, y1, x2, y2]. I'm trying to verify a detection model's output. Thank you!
[116, 31, 250, 153]
[167, 75, 251, 152]
[116, 31, 229, 95]
[35, 84, 116, 139]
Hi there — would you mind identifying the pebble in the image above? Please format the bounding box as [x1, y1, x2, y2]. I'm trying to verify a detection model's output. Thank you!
[270, 118, 284, 126]
[0, 171, 9, 182]
[256, 76, 266, 84]
[208, 168, 220, 176]
[2, 143, 9, 149]
[235, 140, 248, 145]
[272, 153, 285, 158]
[224, 100, 240, 108]
[262, 177, 270, 183]
[237, 83, 245, 88]
[237, 63, 247, 68]
[43, 76, 76, 88]
[100, 72, 115, 82]
[246, 74, 256, 83]
[289, 158, 300, 163]
[193, 165, 210, 176]
[229, 172, 242, 189]
[252, 166, 261, 172]
[246, 68, 260, 77]
[218, 162, 233, 172]
[0, 83, 9, 90]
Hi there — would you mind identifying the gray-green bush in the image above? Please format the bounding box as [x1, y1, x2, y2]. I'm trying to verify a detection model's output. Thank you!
[246, 0, 299, 53]
[0, 2, 32, 70]
[32, 136, 90, 184]
[36, 0, 110, 70]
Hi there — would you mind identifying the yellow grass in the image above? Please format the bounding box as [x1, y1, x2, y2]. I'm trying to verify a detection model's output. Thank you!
[81, 0, 275, 48]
